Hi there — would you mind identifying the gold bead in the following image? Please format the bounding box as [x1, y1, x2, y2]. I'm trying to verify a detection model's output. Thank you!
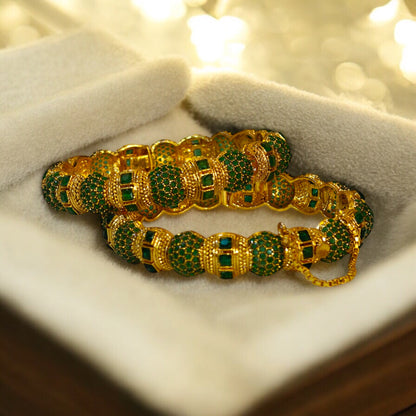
[290, 174, 325, 214]
[151, 141, 178, 167]
[278, 224, 329, 270]
[201, 233, 252, 279]
[134, 227, 173, 272]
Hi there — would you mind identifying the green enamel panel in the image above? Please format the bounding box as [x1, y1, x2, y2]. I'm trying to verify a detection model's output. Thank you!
[220, 271, 233, 279]
[302, 246, 313, 259]
[142, 247, 151, 260]
[219, 237, 232, 249]
[298, 230, 311, 242]
[120, 172, 132, 184]
[201, 174, 214, 186]
[219, 254, 232, 267]
[196, 159, 209, 170]
[203, 190, 215, 200]
[121, 188, 134, 201]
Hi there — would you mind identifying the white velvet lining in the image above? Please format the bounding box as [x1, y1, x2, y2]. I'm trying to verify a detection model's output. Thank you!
[1, 30, 416, 416]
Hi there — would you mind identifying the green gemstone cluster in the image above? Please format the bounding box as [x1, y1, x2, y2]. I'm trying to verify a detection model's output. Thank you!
[267, 133, 292, 174]
[148, 165, 185, 209]
[113, 221, 141, 264]
[80, 173, 111, 213]
[320, 219, 351, 263]
[167, 231, 205, 276]
[268, 175, 295, 209]
[42, 171, 65, 212]
[249, 231, 284, 276]
[91, 152, 114, 176]
[218, 149, 254, 192]
[213, 134, 234, 153]
[354, 199, 374, 240]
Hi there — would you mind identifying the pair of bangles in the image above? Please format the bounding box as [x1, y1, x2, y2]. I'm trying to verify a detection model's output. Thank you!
[42, 129, 373, 287]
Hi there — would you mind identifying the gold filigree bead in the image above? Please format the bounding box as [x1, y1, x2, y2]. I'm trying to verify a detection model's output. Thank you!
[90, 150, 120, 177]
[151, 141, 178, 167]
[118, 145, 153, 171]
[230, 129, 259, 150]
[134, 227, 173, 272]
[225, 182, 267, 209]
[176, 135, 217, 164]
[244, 141, 271, 183]
[181, 157, 228, 207]
[290, 174, 325, 214]
[201, 233, 252, 279]
[66, 174, 88, 214]
[278, 223, 330, 270]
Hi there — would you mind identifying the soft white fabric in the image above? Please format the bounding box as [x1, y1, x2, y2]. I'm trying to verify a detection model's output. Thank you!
[0, 28, 190, 190]
[1, 30, 416, 416]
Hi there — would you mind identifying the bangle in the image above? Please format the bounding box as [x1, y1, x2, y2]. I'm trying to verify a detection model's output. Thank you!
[42, 130, 374, 286]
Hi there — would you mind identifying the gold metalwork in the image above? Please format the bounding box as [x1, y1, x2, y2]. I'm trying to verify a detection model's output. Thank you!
[42, 129, 373, 286]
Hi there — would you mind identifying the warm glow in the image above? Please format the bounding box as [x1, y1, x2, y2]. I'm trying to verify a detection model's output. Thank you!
[369, 0, 399, 23]
[132, 0, 186, 22]
[394, 19, 416, 45]
[400, 45, 416, 83]
[188, 14, 247, 66]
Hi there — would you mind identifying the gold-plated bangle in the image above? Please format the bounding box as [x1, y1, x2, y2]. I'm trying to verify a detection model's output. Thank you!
[42, 130, 374, 286]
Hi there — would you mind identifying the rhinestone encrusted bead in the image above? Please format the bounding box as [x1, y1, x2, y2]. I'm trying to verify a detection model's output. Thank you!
[80, 172, 112, 214]
[268, 174, 295, 209]
[113, 220, 142, 264]
[42, 171, 66, 212]
[218, 149, 254, 192]
[148, 165, 186, 209]
[249, 231, 284, 276]
[319, 219, 352, 263]
[168, 231, 205, 276]
[353, 199, 374, 240]
[267, 132, 291, 174]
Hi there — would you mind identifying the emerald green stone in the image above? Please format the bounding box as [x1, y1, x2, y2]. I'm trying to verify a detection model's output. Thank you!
[121, 188, 134, 201]
[126, 159, 131, 167]
[219, 237, 232, 249]
[192, 139, 199, 145]
[244, 194, 253, 203]
[219, 254, 232, 266]
[220, 271, 233, 279]
[125, 204, 138, 212]
[311, 188, 319, 197]
[66, 207, 77, 215]
[203, 190, 215, 200]
[268, 155, 276, 168]
[60, 191, 68, 203]
[298, 230, 311, 242]
[355, 211, 364, 224]
[120, 172, 132, 184]
[245, 184, 252, 191]
[60, 175, 70, 186]
[144, 230, 155, 243]
[261, 142, 272, 152]
[125, 149, 134, 155]
[201, 174, 214, 186]
[302, 246, 313, 259]
[142, 247, 151, 260]
[196, 159, 209, 170]
[309, 200, 317, 208]
[144, 263, 157, 273]
[193, 148, 202, 157]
